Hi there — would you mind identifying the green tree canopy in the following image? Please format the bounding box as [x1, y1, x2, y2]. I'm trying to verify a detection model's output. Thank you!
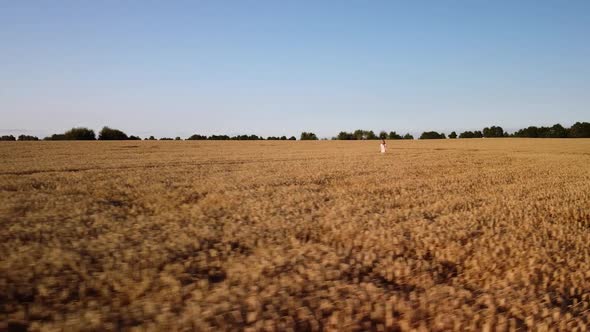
[459, 131, 483, 138]
[419, 131, 446, 139]
[568, 122, 590, 138]
[483, 126, 505, 138]
[0, 135, 16, 141]
[388, 131, 402, 139]
[300, 132, 318, 140]
[187, 134, 207, 140]
[60, 127, 96, 140]
[98, 127, 129, 140]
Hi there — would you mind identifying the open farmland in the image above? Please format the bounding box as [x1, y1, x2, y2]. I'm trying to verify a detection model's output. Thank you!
[1, 139, 589, 331]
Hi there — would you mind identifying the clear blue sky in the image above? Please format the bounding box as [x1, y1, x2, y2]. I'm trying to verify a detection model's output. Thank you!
[1, 1, 589, 138]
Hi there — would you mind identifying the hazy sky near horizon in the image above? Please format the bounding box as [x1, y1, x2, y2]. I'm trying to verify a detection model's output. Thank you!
[1, 1, 589, 138]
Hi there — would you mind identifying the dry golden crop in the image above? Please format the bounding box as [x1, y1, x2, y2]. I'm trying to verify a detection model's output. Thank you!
[1, 139, 589, 331]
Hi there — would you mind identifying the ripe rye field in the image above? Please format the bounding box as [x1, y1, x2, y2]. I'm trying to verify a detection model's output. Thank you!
[1, 139, 589, 331]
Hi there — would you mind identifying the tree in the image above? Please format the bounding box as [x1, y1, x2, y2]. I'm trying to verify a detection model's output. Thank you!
[568, 122, 590, 138]
[482, 122, 589, 138]
[175, 137, 181, 140]
[388, 131, 402, 139]
[352, 129, 365, 140]
[129, 135, 141, 140]
[365, 131, 377, 140]
[45, 134, 66, 140]
[483, 126, 505, 138]
[148, 136, 156, 140]
[459, 130, 483, 138]
[547, 124, 568, 138]
[337, 131, 353, 140]
[289, 136, 297, 140]
[60, 127, 96, 140]
[280, 136, 287, 140]
[17, 135, 39, 141]
[459, 131, 473, 138]
[419, 131, 446, 139]
[0, 135, 16, 141]
[187, 134, 207, 140]
[98, 126, 128, 140]
[231, 134, 262, 140]
[403, 133, 414, 140]
[300, 132, 318, 140]
[449, 131, 457, 139]
[346, 129, 381, 140]
[514, 126, 538, 138]
[209, 135, 230, 140]
[538, 126, 551, 137]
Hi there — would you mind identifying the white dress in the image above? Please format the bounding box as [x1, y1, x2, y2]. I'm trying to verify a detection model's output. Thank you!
[380, 143, 386, 153]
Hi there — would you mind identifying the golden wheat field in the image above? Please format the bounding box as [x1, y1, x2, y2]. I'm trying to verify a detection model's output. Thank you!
[1, 139, 589, 331]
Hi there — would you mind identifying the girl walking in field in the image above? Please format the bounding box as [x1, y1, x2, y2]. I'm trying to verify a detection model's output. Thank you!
[380, 139, 387, 153]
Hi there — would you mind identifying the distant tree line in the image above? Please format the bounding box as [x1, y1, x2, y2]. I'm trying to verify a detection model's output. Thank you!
[334, 130, 414, 140]
[0, 134, 42, 141]
[35, 127, 300, 141]
[38, 127, 140, 141]
[419, 131, 446, 140]
[511, 123, 590, 138]
[300, 132, 318, 140]
[328, 122, 588, 140]
[458, 131, 483, 139]
[417, 122, 590, 140]
[0, 135, 16, 141]
[2, 122, 588, 142]
[187, 134, 298, 140]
